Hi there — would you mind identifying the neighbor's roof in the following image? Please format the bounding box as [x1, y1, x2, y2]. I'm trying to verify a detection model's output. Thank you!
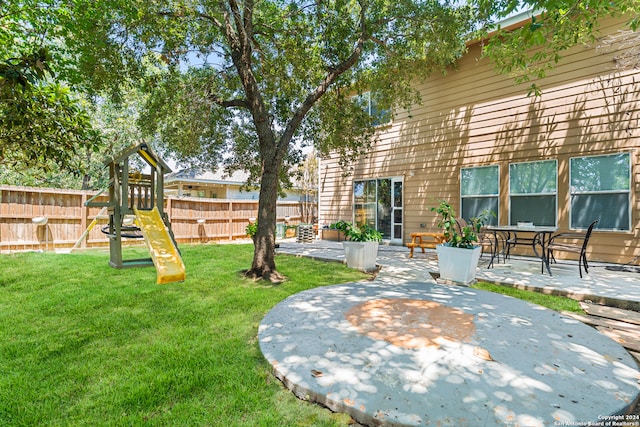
[166, 167, 310, 191]
[165, 168, 251, 186]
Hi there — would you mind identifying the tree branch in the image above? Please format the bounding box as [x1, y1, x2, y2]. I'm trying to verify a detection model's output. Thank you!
[243, 0, 254, 39]
[278, 0, 369, 152]
[195, 12, 224, 29]
[227, 0, 246, 48]
[157, 6, 225, 30]
[209, 93, 250, 109]
[221, 0, 275, 153]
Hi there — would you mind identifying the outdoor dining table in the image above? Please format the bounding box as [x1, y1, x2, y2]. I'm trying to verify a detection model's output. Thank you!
[486, 225, 558, 275]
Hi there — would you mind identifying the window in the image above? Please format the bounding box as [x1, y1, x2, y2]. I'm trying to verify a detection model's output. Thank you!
[570, 153, 631, 231]
[509, 160, 557, 226]
[460, 165, 499, 225]
[352, 91, 391, 126]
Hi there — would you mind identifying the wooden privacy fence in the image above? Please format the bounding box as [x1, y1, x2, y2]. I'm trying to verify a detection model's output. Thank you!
[0, 185, 305, 252]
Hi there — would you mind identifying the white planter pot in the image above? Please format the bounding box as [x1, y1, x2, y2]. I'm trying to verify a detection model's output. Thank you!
[436, 244, 482, 284]
[342, 241, 379, 272]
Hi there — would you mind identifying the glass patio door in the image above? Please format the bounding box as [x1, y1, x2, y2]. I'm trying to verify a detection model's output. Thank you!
[354, 177, 403, 244]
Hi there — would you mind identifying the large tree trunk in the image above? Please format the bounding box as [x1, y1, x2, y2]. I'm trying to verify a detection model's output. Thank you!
[246, 159, 285, 282]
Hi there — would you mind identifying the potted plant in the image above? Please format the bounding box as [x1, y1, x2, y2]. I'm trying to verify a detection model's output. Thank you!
[331, 220, 383, 272]
[320, 222, 347, 241]
[285, 224, 297, 238]
[431, 200, 490, 284]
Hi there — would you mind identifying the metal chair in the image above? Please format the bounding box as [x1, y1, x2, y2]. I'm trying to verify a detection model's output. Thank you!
[481, 227, 508, 267]
[546, 220, 598, 278]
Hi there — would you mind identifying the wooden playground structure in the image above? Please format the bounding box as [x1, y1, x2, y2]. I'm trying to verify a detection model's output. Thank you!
[85, 143, 185, 284]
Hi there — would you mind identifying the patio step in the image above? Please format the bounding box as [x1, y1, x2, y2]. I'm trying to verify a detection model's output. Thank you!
[562, 311, 640, 333]
[594, 327, 640, 353]
[563, 304, 640, 355]
[579, 302, 640, 324]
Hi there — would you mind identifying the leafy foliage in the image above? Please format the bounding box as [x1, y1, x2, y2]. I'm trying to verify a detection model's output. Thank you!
[0, 80, 100, 174]
[474, 0, 640, 94]
[0, 48, 51, 89]
[0, 3, 101, 178]
[431, 200, 492, 249]
[245, 221, 258, 238]
[331, 220, 383, 242]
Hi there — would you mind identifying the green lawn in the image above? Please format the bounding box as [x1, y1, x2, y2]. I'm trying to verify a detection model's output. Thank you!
[0, 244, 368, 427]
[472, 282, 584, 313]
[0, 244, 586, 426]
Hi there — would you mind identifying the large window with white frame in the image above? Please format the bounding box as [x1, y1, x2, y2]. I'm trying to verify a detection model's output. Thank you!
[509, 160, 557, 226]
[569, 152, 631, 231]
[460, 165, 499, 225]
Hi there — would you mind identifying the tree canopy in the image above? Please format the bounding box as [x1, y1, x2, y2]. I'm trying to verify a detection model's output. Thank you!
[62, 0, 481, 281]
[3, 0, 639, 280]
[0, 3, 101, 177]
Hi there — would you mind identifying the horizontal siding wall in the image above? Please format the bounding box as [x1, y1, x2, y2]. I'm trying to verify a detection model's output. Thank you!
[319, 16, 640, 264]
[0, 185, 304, 251]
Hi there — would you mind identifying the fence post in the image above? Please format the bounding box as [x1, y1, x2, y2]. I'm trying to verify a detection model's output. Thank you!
[80, 193, 88, 249]
[229, 201, 233, 240]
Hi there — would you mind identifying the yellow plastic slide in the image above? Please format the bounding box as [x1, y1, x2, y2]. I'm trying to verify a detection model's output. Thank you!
[134, 207, 186, 284]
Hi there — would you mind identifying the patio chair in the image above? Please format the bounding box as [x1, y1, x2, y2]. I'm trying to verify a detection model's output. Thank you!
[546, 220, 598, 278]
[480, 227, 508, 266]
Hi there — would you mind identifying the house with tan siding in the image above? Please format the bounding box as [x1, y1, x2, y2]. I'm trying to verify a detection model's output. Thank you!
[318, 13, 640, 265]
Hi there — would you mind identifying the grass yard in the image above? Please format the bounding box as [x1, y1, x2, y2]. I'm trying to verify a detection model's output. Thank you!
[0, 244, 368, 427]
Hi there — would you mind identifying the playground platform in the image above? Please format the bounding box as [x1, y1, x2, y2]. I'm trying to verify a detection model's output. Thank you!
[258, 241, 640, 426]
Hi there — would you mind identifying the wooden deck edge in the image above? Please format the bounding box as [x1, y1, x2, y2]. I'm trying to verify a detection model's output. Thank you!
[595, 326, 640, 353]
[580, 302, 640, 324]
[561, 311, 640, 332]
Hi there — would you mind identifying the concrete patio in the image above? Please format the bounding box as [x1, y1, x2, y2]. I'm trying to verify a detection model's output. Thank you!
[259, 240, 640, 426]
[275, 240, 640, 311]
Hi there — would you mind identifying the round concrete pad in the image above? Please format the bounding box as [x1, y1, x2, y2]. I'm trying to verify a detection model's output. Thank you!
[258, 282, 640, 426]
